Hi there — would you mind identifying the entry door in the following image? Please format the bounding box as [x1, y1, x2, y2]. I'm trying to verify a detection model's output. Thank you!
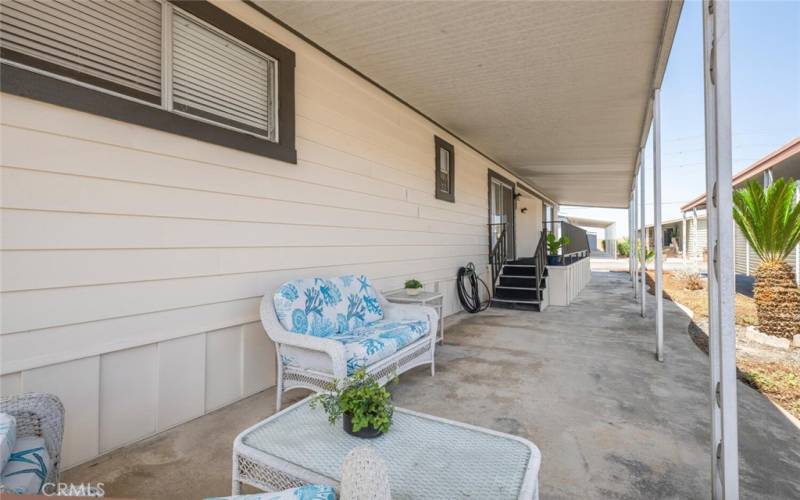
[489, 177, 515, 260]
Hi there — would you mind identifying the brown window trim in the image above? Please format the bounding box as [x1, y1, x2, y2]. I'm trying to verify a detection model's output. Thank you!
[0, 1, 296, 163]
[434, 136, 455, 203]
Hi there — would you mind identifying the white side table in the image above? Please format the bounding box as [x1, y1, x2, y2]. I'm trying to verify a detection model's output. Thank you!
[383, 290, 445, 343]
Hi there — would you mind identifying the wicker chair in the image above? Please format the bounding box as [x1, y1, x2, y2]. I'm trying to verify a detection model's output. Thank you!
[0, 392, 65, 486]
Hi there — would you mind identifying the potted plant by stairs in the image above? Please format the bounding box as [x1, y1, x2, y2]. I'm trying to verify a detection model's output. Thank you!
[404, 278, 424, 296]
[311, 368, 395, 439]
[546, 233, 571, 265]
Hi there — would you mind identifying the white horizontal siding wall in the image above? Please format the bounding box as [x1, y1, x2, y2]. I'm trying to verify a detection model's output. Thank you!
[687, 217, 708, 261]
[0, 0, 536, 468]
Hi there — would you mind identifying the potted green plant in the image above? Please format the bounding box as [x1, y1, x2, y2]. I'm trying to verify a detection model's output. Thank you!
[404, 278, 424, 296]
[310, 369, 394, 438]
[546, 233, 571, 265]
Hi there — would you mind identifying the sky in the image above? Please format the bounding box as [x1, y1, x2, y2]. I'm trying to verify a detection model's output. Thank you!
[561, 0, 800, 235]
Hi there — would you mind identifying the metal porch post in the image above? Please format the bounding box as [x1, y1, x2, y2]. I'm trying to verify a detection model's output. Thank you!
[640, 154, 646, 317]
[653, 88, 664, 361]
[629, 195, 635, 282]
[703, 1, 739, 498]
[633, 175, 639, 299]
[682, 213, 688, 262]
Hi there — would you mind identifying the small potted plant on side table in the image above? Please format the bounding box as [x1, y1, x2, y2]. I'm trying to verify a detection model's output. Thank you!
[311, 369, 394, 438]
[546, 233, 571, 265]
[404, 278, 424, 296]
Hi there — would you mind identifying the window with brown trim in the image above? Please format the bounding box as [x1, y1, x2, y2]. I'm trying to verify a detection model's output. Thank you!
[0, 0, 296, 162]
[434, 136, 455, 202]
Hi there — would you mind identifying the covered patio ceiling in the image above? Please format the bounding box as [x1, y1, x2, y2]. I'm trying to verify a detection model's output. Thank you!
[253, 0, 683, 208]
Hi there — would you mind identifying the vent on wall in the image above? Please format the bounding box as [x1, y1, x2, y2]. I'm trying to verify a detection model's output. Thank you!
[172, 10, 277, 141]
[0, 0, 279, 142]
[0, 0, 163, 103]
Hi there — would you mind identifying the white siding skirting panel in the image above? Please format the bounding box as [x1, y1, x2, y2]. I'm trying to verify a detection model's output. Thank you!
[0, 0, 532, 469]
[0, 323, 275, 469]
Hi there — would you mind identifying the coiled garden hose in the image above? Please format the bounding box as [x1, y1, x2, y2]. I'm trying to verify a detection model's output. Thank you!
[457, 262, 491, 313]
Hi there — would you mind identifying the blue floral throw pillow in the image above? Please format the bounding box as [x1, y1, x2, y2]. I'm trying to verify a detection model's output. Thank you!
[206, 484, 336, 500]
[334, 274, 384, 333]
[273, 275, 383, 336]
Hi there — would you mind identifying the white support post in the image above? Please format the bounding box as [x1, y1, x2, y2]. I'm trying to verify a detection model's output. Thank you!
[692, 209, 699, 260]
[703, 1, 739, 498]
[653, 88, 664, 362]
[633, 176, 639, 299]
[629, 195, 635, 282]
[763, 168, 773, 187]
[640, 154, 646, 317]
[682, 213, 688, 262]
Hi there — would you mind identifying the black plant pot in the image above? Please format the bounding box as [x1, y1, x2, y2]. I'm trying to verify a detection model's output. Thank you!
[343, 413, 384, 439]
[547, 255, 562, 266]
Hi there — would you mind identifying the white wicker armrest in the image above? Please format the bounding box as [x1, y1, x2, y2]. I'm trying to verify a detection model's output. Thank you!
[380, 302, 439, 341]
[260, 294, 349, 378]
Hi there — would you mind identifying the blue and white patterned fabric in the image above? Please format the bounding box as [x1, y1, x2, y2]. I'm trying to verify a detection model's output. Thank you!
[331, 319, 429, 374]
[274, 275, 384, 336]
[206, 484, 336, 500]
[0, 413, 15, 471]
[1, 436, 51, 495]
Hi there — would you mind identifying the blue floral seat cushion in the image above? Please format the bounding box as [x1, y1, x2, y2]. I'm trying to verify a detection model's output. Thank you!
[274, 275, 384, 336]
[1, 436, 51, 495]
[206, 484, 336, 500]
[330, 319, 429, 374]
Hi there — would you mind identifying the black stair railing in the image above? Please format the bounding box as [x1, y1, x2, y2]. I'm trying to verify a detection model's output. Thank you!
[489, 223, 507, 291]
[534, 227, 547, 293]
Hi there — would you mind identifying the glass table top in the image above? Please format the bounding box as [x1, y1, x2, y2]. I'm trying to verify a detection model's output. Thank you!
[241, 399, 536, 499]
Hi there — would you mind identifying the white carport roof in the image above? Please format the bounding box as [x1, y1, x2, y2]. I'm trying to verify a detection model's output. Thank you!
[252, 0, 683, 208]
[562, 216, 616, 230]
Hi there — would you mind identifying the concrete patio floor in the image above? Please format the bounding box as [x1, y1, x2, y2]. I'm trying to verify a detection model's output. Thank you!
[63, 272, 800, 499]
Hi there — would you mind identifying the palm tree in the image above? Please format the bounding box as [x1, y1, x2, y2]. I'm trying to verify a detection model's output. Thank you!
[733, 178, 800, 339]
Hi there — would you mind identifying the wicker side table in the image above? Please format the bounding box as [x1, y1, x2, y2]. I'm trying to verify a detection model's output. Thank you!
[383, 290, 445, 343]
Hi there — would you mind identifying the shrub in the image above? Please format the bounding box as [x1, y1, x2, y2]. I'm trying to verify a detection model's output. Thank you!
[675, 263, 705, 291]
[617, 238, 630, 257]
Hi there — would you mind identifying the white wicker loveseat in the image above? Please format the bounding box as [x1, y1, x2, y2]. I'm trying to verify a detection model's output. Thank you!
[260, 274, 438, 409]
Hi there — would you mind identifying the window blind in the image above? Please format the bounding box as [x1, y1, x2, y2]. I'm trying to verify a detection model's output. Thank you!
[172, 11, 277, 141]
[0, 0, 163, 103]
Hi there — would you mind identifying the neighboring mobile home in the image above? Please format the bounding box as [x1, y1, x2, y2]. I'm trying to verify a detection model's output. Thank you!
[0, 0, 680, 469]
[680, 138, 800, 282]
[644, 214, 708, 261]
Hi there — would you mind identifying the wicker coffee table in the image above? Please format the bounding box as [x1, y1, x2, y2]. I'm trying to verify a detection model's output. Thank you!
[232, 398, 541, 499]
